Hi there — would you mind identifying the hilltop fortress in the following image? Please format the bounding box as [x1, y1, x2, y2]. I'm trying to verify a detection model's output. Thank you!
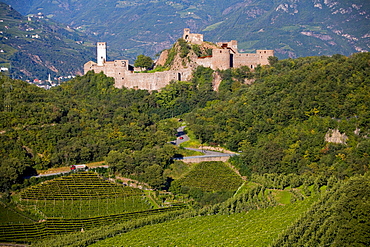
[84, 29, 274, 91]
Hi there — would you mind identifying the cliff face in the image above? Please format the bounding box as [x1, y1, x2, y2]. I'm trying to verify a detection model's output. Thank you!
[157, 39, 218, 71]
[155, 50, 169, 68]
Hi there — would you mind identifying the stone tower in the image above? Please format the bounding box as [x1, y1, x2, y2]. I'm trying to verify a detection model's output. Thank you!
[183, 28, 203, 45]
[97, 42, 106, 66]
[183, 28, 191, 40]
[212, 49, 231, 70]
[256, 50, 275, 66]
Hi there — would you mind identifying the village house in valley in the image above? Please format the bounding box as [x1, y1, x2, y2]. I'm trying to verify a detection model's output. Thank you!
[84, 29, 274, 91]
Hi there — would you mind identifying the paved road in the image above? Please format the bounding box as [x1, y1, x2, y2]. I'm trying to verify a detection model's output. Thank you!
[184, 147, 236, 156]
[174, 147, 238, 160]
[170, 125, 189, 146]
[172, 126, 238, 160]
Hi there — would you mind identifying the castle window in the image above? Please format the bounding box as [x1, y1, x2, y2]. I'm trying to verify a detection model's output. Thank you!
[251, 65, 253, 69]
[264, 51, 266, 53]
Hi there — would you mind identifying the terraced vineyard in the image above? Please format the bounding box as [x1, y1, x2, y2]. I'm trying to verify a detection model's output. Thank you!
[0, 172, 185, 243]
[20, 172, 143, 200]
[89, 199, 315, 246]
[19, 172, 151, 218]
[21, 197, 151, 218]
[0, 203, 34, 225]
[0, 206, 185, 243]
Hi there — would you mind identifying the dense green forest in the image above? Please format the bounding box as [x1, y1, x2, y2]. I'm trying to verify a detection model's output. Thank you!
[186, 53, 370, 178]
[0, 66, 216, 192]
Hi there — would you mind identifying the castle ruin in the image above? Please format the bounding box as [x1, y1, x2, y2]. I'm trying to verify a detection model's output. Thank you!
[84, 29, 274, 91]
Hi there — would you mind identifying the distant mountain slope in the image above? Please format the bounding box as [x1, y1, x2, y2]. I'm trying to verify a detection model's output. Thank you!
[3, 0, 369, 60]
[0, 3, 96, 81]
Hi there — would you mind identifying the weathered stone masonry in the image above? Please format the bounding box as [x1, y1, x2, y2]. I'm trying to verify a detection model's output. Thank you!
[84, 29, 274, 91]
[84, 59, 193, 91]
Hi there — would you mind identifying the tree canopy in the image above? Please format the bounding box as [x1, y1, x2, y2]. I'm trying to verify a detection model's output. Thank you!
[134, 55, 153, 69]
[186, 53, 370, 178]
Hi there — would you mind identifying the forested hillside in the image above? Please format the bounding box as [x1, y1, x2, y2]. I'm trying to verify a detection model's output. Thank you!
[1, 53, 369, 191]
[186, 52, 370, 179]
[0, 67, 216, 191]
[0, 52, 369, 246]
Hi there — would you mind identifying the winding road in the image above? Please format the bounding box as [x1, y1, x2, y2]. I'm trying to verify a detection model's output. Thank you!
[172, 126, 238, 161]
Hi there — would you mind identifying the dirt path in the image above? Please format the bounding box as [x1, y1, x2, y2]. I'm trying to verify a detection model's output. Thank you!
[37, 161, 105, 176]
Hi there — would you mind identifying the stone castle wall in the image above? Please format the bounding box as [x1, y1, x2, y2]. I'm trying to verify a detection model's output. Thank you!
[84, 29, 274, 91]
[232, 50, 273, 69]
[115, 69, 193, 90]
[195, 56, 213, 68]
[84, 60, 128, 79]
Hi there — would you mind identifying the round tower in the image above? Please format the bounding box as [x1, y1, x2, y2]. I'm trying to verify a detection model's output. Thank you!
[97, 42, 106, 66]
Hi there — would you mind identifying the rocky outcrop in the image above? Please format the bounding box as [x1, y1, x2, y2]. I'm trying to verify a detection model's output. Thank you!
[325, 129, 348, 145]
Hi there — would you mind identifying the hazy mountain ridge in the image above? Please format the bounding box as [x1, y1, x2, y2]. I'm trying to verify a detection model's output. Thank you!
[0, 2, 96, 81]
[3, 0, 369, 61]
[209, 0, 369, 57]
